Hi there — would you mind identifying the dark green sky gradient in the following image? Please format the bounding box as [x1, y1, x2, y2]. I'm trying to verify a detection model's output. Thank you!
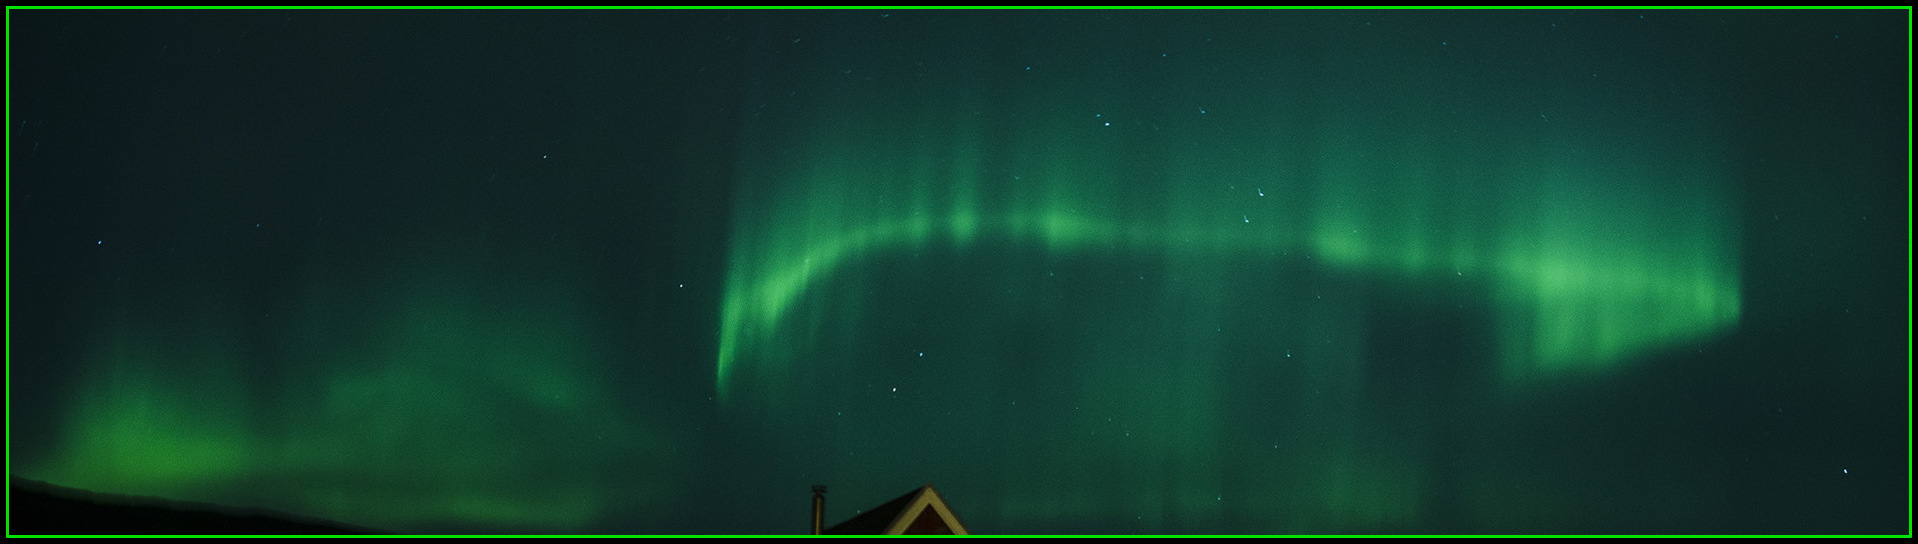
[8, 9, 1908, 535]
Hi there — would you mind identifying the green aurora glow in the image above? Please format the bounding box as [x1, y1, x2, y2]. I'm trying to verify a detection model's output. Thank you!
[715, 53, 1742, 404]
[706, 18, 1745, 531]
[13, 10, 1903, 536]
[31, 272, 678, 531]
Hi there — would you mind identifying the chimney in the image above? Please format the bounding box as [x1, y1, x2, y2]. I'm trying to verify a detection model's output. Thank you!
[810, 485, 827, 535]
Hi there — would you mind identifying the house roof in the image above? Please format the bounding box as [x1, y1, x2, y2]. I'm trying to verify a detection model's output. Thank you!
[823, 484, 968, 535]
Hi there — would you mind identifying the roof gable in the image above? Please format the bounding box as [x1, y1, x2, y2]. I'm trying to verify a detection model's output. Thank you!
[824, 484, 969, 535]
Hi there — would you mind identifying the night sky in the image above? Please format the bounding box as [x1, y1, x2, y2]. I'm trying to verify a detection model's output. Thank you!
[7, 9, 1908, 535]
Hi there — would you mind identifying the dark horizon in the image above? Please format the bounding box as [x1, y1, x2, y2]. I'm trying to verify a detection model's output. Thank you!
[7, 8, 1909, 535]
[8, 476, 385, 535]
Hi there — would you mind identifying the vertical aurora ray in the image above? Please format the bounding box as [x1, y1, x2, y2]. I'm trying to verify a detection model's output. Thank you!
[716, 15, 1741, 531]
[715, 62, 1741, 405]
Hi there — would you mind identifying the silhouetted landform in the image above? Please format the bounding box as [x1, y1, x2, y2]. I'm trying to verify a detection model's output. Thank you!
[8, 476, 386, 535]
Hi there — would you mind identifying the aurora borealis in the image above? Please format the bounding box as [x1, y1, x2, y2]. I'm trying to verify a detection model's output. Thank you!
[8, 9, 1909, 535]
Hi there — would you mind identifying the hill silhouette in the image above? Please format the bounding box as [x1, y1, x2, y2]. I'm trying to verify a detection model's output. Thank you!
[8, 476, 385, 535]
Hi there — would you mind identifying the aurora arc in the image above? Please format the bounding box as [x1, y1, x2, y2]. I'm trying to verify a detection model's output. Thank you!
[713, 92, 1743, 407]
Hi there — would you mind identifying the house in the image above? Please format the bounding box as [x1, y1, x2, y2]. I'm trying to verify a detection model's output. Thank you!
[811, 484, 969, 535]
